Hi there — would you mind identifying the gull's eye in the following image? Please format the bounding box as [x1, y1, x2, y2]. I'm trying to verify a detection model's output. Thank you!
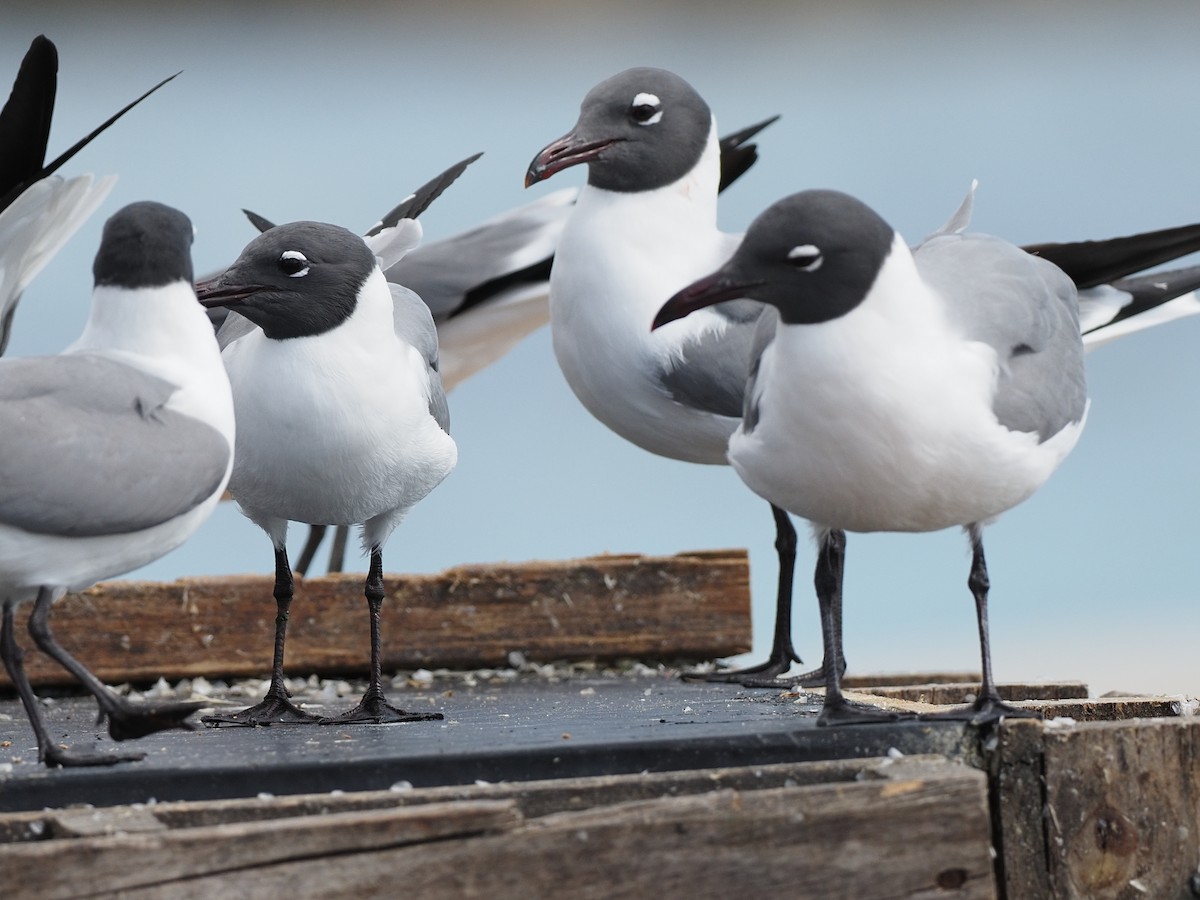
[787, 244, 823, 272]
[630, 92, 663, 126]
[279, 250, 309, 278]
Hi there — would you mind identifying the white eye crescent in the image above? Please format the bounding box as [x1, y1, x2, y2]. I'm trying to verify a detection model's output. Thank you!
[279, 250, 310, 278]
[630, 92, 663, 126]
[787, 244, 823, 272]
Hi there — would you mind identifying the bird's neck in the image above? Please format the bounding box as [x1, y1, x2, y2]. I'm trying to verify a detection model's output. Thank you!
[69, 282, 212, 360]
[66, 281, 234, 434]
[577, 117, 722, 228]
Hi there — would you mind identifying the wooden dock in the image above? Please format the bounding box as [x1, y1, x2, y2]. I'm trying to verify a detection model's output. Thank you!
[0, 549, 1197, 898]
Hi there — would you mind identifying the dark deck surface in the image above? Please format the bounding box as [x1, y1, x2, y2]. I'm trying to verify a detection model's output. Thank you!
[0, 676, 977, 813]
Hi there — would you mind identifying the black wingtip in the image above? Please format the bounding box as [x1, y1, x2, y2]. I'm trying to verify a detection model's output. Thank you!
[242, 208, 277, 233]
[366, 151, 484, 237]
[1084, 263, 1200, 335]
[717, 114, 779, 194]
[720, 114, 781, 150]
[0, 68, 180, 214]
[1025, 221, 1200, 290]
[0, 34, 59, 201]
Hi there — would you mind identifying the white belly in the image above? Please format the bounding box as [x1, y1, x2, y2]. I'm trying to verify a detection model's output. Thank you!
[550, 186, 741, 464]
[223, 331, 456, 529]
[0, 490, 225, 600]
[730, 313, 1086, 534]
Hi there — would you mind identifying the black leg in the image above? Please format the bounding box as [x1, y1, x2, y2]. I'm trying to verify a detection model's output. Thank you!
[922, 526, 1035, 725]
[3, 597, 144, 767]
[812, 531, 900, 725]
[742, 526, 849, 690]
[691, 503, 805, 684]
[26, 587, 205, 744]
[295, 525, 327, 577]
[202, 547, 321, 726]
[321, 546, 442, 725]
[327, 526, 349, 575]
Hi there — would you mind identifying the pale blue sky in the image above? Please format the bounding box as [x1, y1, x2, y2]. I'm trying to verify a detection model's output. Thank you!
[4, 0, 1199, 697]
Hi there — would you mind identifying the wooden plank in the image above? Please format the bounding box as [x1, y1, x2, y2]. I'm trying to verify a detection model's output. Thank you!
[0, 800, 521, 899]
[993, 718, 1053, 899]
[0, 755, 952, 842]
[1040, 718, 1200, 899]
[843, 672, 983, 689]
[994, 717, 1200, 900]
[25, 756, 993, 900]
[858, 681, 1090, 705]
[847, 681, 1183, 721]
[1, 550, 750, 689]
[1008, 696, 1188, 722]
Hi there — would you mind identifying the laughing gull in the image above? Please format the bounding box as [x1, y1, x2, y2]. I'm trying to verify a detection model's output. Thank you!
[249, 114, 768, 577]
[525, 66, 813, 683]
[653, 187, 1090, 725]
[527, 66, 1200, 689]
[0, 201, 235, 766]
[195, 170, 459, 726]
[0, 35, 177, 354]
[232, 155, 566, 575]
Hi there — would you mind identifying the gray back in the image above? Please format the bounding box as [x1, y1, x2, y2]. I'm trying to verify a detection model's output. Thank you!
[916, 232, 1087, 441]
[0, 354, 230, 536]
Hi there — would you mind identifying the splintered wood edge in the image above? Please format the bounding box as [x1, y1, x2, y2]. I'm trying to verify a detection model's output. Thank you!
[2, 549, 752, 689]
[0, 756, 993, 899]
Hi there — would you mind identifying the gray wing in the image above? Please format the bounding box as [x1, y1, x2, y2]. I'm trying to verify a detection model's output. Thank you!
[741, 306, 780, 434]
[386, 188, 573, 321]
[0, 354, 231, 536]
[391, 284, 450, 432]
[916, 232, 1087, 441]
[214, 308, 259, 350]
[658, 298, 765, 418]
[658, 229, 765, 419]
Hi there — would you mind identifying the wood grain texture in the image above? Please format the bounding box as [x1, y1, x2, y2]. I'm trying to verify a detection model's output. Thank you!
[0, 801, 520, 900]
[994, 717, 1200, 900]
[0, 756, 995, 900]
[1041, 718, 1200, 900]
[0, 550, 750, 688]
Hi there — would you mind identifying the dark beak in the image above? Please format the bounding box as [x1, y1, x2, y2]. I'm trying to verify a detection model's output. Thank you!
[194, 276, 266, 309]
[652, 272, 763, 330]
[525, 131, 620, 187]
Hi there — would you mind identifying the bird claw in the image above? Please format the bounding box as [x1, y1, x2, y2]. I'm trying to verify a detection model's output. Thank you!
[921, 695, 1038, 726]
[42, 743, 147, 768]
[684, 648, 805, 684]
[201, 695, 322, 727]
[320, 690, 443, 725]
[104, 698, 207, 741]
[740, 662, 840, 690]
[816, 697, 913, 727]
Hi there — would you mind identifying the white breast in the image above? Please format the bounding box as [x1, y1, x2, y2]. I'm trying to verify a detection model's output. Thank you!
[223, 270, 456, 530]
[549, 123, 743, 464]
[729, 241, 1086, 533]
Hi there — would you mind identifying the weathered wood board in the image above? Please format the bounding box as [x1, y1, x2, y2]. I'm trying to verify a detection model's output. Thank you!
[1, 550, 750, 689]
[0, 756, 996, 900]
[995, 716, 1200, 900]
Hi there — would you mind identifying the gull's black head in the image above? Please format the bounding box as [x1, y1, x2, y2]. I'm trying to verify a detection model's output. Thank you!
[195, 221, 376, 340]
[93, 201, 195, 289]
[653, 190, 897, 329]
[526, 67, 712, 193]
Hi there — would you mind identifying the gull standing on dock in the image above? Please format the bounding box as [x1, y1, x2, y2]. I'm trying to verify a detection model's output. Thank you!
[653, 188, 1090, 725]
[0, 201, 235, 766]
[528, 67, 1200, 690]
[195, 164, 462, 727]
[236, 171, 573, 575]
[525, 67, 803, 683]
